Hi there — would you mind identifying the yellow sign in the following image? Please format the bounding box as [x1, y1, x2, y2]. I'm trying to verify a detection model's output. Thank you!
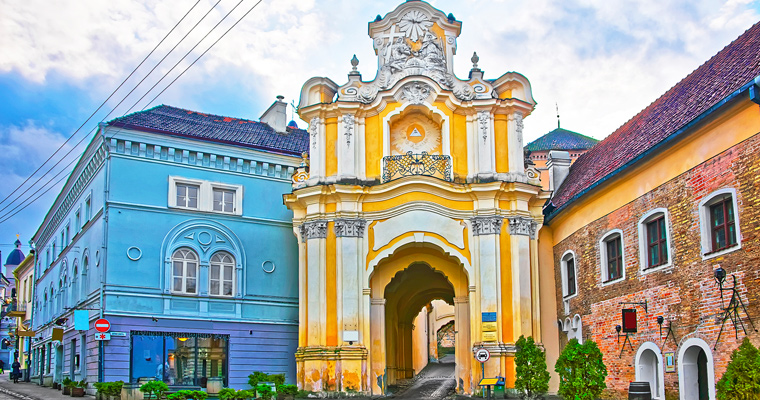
[482, 322, 497, 332]
[482, 331, 498, 342]
[52, 327, 64, 342]
[17, 329, 35, 337]
[479, 378, 499, 386]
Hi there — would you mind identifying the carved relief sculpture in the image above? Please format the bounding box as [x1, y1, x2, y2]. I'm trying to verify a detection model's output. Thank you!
[300, 220, 328, 242]
[399, 82, 433, 104]
[507, 216, 537, 239]
[309, 117, 320, 148]
[343, 114, 355, 146]
[334, 219, 367, 238]
[478, 111, 490, 143]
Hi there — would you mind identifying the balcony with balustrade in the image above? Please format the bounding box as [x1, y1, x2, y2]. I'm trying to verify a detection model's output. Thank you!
[382, 152, 452, 183]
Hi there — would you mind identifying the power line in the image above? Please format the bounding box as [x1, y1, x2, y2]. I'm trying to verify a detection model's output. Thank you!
[0, 0, 204, 214]
[124, 0, 249, 114]
[0, 0, 226, 224]
[0, 0, 266, 226]
[142, 0, 266, 111]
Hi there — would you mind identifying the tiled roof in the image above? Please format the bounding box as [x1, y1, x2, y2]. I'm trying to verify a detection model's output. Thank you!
[525, 127, 598, 152]
[107, 105, 309, 156]
[549, 21, 760, 215]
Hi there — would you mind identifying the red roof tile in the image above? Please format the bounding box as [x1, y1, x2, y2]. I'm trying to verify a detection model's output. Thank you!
[548, 21, 760, 216]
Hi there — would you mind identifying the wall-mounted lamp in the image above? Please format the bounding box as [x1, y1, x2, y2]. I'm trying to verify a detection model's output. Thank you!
[178, 337, 188, 342]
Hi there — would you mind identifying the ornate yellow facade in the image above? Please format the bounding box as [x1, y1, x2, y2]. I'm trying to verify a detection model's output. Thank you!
[284, 1, 551, 394]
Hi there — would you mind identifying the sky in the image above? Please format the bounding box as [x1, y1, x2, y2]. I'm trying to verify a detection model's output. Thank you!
[1, 0, 759, 251]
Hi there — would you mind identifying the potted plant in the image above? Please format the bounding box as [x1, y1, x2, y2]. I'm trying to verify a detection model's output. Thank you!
[63, 378, 73, 395]
[71, 379, 88, 397]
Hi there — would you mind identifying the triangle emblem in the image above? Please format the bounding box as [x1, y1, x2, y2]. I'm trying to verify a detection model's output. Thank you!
[409, 128, 422, 137]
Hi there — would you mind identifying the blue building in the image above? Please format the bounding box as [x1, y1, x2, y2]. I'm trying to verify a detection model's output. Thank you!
[30, 99, 306, 391]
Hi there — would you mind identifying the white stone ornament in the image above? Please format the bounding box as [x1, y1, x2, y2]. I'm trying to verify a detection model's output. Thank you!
[300, 220, 328, 241]
[399, 82, 433, 104]
[478, 111, 490, 143]
[343, 114, 355, 146]
[309, 117, 320, 147]
[508, 216, 537, 239]
[399, 10, 433, 42]
[470, 216, 503, 236]
[334, 219, 367, 238]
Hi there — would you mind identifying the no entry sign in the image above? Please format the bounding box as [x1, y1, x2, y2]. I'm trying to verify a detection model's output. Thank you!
[95, 318, 111, 333]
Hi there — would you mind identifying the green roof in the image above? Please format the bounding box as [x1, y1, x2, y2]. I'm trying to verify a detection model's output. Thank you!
[525, 127, 598, 152]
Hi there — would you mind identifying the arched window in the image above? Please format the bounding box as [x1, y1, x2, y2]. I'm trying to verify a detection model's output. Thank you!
[72, 265, 79, 306]
[560, 251, 577, 298]
[600, 229, 625, 284]
[82, 257, 89, 300]
[172, 248, 199, 294]
[209, 252, 235, 296]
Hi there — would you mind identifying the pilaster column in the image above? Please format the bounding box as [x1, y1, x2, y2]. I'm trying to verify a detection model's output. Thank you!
[338, 114, 357, 179]
[335, 219, 366, 344]
[470, 216, 503, 342]
[507, 216, 537, 338]
[370, 298, 386, 395]
[308, 117, 324, 182]
[301, 220, 328, 346]
[476, 111, 494, 175]
[507, 112, 525, 174]
[454, 296, 472, 393]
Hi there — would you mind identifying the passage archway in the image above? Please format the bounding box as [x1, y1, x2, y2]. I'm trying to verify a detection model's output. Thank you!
[369, 244, 471, 394]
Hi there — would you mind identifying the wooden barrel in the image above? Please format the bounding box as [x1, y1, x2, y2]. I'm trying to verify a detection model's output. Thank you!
[629, 381, 652, 400]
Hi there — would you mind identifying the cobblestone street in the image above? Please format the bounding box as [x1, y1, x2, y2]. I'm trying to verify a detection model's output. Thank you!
[392, 358, 456, 400]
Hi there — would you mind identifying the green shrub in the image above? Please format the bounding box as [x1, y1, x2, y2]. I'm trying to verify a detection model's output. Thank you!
[555, 339, 607, 400]
[219, 388, 254, 400]
[140, 380, 169, 400]
[277, 384, 298, 395]
[94, 381, 124, 396]
[295, 390, 313, 399]
[717, 337, 760, 400]
[515, 335, 550, 400]
[257, 384, 274, 400]
[248, 371, 286, 388]
[63, 378, 74, 388]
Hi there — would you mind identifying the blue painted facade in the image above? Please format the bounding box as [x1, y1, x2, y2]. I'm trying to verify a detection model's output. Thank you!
[30, 105, 305, 391]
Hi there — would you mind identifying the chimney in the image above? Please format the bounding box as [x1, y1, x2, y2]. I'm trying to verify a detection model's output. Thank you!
[260, 95, 288, 133]
[547, 150, 572, 192]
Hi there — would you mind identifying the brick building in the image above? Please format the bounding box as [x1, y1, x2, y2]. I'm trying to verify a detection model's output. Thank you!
[539, 21, 760, 400]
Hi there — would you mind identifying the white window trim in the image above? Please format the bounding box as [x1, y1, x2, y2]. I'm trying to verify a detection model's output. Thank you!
[74, 207, 82, 233]
[699, 188, 741, 260]
[560, 250, 578, 299]
[209, 251, 235, 297]
[84, 192, 92, 222]
[638, 208, 673, 274]
[168, 176, 243, 216]
[600, 229, 625, 286]
[171, 248, 199, 295]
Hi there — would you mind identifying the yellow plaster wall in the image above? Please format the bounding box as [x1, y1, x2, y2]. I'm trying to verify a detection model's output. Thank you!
[537, 226, 561, 391]
[498, 90, 513, 100]
[494, 114, 509, 173]
[452, 113, 468, 178]
[325, 118, 338, 177]
[499, 230, 514, 343]
[363, 193, 473, 213]
[550, 102, 760, 243]
[326, 223, 337, 346]
[365, 103, 402, 179]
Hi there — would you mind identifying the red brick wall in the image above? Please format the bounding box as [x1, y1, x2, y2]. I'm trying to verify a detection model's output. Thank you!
[552, 132, 760, 398]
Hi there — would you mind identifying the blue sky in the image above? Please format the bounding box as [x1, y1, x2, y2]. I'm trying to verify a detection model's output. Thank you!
[1, 0, 759, 250]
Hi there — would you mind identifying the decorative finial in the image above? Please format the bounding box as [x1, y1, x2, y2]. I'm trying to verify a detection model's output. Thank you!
[351, 54, 359, 72]
[447, 13, 456, 21]
[471, 52, 479, 69]
[556, 102, 561, 129]
[300, 152, 310, 167]
[276, 95, 285, 102]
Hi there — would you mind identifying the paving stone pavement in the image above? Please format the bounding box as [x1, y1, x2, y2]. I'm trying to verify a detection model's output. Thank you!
[0, 373, 94, 400]
[390, 361, 456, 400]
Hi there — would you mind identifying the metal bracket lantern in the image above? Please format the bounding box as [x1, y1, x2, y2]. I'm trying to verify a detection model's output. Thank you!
[713, 267, 758, 349]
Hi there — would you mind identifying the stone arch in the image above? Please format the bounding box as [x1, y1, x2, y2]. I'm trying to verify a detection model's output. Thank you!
[635, 341, 665, 400]
[678, 337, 715, 400]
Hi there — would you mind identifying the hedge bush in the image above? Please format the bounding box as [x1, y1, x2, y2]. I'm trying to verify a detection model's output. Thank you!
[515, 335, 550, 400]
[717, 337, 760, 400]
[555, 339, 607, 400]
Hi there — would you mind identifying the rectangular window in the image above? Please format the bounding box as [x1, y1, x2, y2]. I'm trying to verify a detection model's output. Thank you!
[52, 242, 56, 260]
[710, 198, 737, 252]
[66, 225, 70, 246]
[60, 231, 65, 252]
[85, 197, 91, 221]
[176, 183, 200, 209]
[605, 236, 623, 282]
[646, 216, 668, 268]
[212, 189, 235, 213]
[75, 210, 81, 232]
[210, 265, 234, 297]
[565, 258, 576, 297]
[130, 332, 229, 388]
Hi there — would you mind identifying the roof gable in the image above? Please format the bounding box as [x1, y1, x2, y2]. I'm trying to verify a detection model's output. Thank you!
[549, 21, 760, 214]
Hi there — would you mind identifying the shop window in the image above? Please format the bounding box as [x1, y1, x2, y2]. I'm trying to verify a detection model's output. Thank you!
[600, 230, 625, 284]
[130, 332, 228, 388]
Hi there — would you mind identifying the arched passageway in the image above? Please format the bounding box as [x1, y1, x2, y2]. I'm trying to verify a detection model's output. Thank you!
[369, 244, 471, 394]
